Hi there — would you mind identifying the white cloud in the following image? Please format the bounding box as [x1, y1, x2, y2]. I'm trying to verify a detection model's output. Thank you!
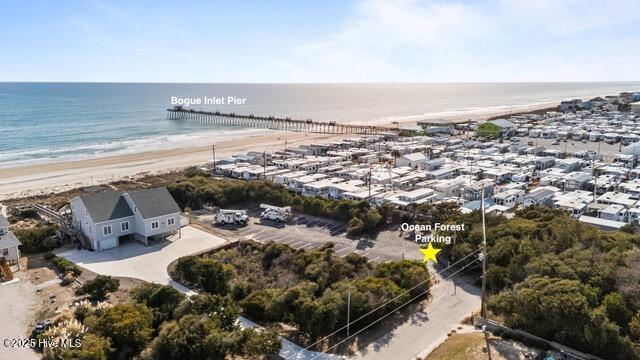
[271, 0, 640, 82]
[497, 0, 640, 35]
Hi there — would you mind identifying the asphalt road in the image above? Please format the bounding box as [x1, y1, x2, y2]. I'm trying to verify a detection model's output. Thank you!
[352, 265, 481, 360]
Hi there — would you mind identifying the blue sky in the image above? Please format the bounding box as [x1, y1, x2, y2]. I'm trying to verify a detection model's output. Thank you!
[1, 0, 639, 82]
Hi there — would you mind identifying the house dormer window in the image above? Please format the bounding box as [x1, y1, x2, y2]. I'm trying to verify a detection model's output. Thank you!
[167, 217, 175, 226]
[121, 221, 130, 232]
[103, 225, 112, 236]
[151, 221, 159, 229]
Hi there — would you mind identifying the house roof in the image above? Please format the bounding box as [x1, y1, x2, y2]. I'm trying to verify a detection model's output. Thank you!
[79, 191, 134, 223]
[127, 187, 181, 219]
[489, 119, 515, 128]
[0, 215, 10, 228]
[402, 152, 427, 161]
[0, 231, 22, 249]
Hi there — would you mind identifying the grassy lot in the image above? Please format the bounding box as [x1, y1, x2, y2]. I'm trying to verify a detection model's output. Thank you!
[426, 333, 489, 360]
[426, 332, 545, 360]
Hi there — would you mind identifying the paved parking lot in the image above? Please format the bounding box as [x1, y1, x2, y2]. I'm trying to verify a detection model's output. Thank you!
[193, 211, 423, 263]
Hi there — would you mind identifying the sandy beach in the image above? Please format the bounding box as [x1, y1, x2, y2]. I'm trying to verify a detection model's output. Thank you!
[0, 102, 556, 200]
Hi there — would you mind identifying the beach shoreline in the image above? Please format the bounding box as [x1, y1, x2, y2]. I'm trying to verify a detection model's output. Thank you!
[0, 101, 556, 200]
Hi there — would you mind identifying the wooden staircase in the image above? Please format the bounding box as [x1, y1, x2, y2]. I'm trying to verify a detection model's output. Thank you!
[0, 257, 13, 281]
[33, 204, 92, 250]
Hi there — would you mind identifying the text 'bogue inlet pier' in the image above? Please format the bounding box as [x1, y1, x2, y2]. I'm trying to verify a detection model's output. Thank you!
[167, 106, 399, 135]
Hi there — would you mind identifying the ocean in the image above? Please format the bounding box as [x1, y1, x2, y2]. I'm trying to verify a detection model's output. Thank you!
[1, 82, 639, 168]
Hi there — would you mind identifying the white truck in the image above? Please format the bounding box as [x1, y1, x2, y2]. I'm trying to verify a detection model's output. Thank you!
[259, 204, 291, 223]
[215, 209, 249, 226]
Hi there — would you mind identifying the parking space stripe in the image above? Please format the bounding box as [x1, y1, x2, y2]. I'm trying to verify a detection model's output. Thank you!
[295, 243, 312, 250]
[335, 247, 350, 254]
[260, 233, 280, 240]
[290, 240, 304, 247]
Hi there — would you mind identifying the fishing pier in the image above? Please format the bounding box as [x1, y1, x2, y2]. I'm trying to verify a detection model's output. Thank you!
[166, 106, 398, 135]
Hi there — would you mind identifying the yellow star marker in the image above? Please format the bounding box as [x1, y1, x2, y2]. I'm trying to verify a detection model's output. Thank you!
[420, 243, 442, 263]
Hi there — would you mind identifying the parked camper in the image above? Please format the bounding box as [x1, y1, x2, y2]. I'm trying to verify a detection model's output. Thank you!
[215, 209, 249, 226]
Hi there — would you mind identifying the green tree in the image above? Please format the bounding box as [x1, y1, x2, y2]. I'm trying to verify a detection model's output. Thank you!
[85, 303, 153, 358]
[376, 260, 430, 298]
[489, 276, 634, 359]
[80, 275, 120, 301]
[361, 209, 383, 232]
[239, 288, 282, 321]
[390, 149, 402, 166]
[144, 315, 229, 360]
[14, 224, 59, 253]
[174, 294, 239, 331]
[346, 217, 364, 236]
[196, 259, 231, 294]
[174, 256, 200, 283]
[629, 310, 640, 341]
[242, 328, 282, 356]
[131, 283, 186, 327]
[55, 334, 112, 360]
[602, 292, 632, 329]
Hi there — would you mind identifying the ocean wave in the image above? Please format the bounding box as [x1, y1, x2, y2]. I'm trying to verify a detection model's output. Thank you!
[373, 101, 557, 124]
[0, 128, 271, 168]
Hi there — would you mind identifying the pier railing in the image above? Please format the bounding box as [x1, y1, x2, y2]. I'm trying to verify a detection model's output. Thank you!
[166, 106, 398, 135]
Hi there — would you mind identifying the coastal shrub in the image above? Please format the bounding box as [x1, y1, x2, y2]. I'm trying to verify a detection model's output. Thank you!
[131, 283, 185, 327]
[84, 303, 153, 358]
[346, 217, 364, 236]
[166, 175, 395, 234]
[49, 255, 82, 276]
[195, 259, 232, 295]
[173, 294, 239, 330]
[444, 206, 640, 359]
[79, 275, 120, 300]
[141, 314, 281, 360]
[171, 241, 431, 339]
[18, 208, 40, 220]
[14, 224, 59, 253]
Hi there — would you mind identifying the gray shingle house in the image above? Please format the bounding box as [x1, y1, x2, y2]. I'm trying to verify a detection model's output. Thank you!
[0, 214, 21, 267]
[70, 187, 181, 251]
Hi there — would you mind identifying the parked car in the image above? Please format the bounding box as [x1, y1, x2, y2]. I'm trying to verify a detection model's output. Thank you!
[34, 320, 52, 334]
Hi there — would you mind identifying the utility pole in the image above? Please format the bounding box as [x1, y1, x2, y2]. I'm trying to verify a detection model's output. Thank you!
[212, 145, 216, 173]
[368, 164, 372, 199]
[263, 151, 267, 180]
[594, 140, 602, 201]
[347, 292, 351, 338]
[483, 325, 493, 360]
[480, 184, 488, 318]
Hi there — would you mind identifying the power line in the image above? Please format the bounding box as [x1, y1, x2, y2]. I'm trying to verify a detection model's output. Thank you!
[294, 246, 483, 357]
[308, 259, 481, 359]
